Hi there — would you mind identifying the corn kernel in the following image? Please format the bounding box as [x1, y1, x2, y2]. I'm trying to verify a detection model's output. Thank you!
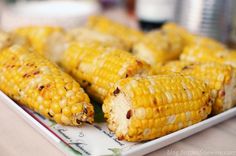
[62, 106, 72, 117]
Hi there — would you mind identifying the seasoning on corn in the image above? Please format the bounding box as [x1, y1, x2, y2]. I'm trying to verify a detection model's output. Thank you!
[154, 61, 236, 114]
[0, 44, 94, 125]
[87, 16, 144, 50]
[180, 46, 236, 68]
[14, 26, 68, 63]
[67, 27, 128, 50]
[102, 74, 213, 141]
[132, 29, 185, 65]
[60, 42, 151, 103]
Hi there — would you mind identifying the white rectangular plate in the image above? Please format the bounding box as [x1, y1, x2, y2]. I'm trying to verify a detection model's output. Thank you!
[1, 91, 236, 156]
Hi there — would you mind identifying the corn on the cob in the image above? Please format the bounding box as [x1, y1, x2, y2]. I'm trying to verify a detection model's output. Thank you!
[14, 26, 68, 63]
[0, 31, 28, 50]
[87, 16, 144, 50]
[67, 27, 128, 50]
[154, 61, 236, 114]
[132, 29, 185, 65]
[60, 42, 151, 103]
[162, 23, 225, 50]
[190, 36, 225, 50]
[0, 45, 94, 125]
[162, 23, 192, 44]
[180, 46, 236, 68]
[103, 74, 212, 141]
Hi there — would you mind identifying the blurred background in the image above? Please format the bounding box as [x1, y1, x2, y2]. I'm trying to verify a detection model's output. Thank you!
[1, 0, 236, 46]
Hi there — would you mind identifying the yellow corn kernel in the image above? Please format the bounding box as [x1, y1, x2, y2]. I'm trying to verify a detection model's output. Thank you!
[14, 26, 68, 63]
[0, 45, 94, 125]
[71, 105, 83, 114]
[180, 46, 236, 68]
[133, 29, 185, 65]
[0, 30, 28, 50]
[154, 61, 236, 114]
[66, 27, 128, 50]
[60, 42, 151, 102]
[162, 23, 225, 50]
[103, 74, 212, 141]
[87, 16, 144, 50]
[52, 103, 61, 114]
[62, 106, 72, 117]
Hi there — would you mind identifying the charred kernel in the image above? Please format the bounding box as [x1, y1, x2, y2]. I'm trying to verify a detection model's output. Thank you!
[38, 85, 45, 91]
[113, 87, 120, 96]
[76, 119, 81, 125]
[23, 73, 30, 78]
[126, 110, 132, 119]
[64, 86, 68, 91]
[202, 91, 205, 95]
[117, 135, 124, 140]
[182, 66, 189, 70]
[48, 112, 53, 117]
[153, 98, 157, 105]
[33, 71, 40, 75]
[83, 107, 88, 114]
[136, 60, 143, 66]
[219, 90, 225, 97]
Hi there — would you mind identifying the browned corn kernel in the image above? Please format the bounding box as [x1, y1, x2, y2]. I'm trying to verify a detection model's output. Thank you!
[103, 74, 212, 141]
[0, 45, 94, 125]
[60, 42, 151, 103]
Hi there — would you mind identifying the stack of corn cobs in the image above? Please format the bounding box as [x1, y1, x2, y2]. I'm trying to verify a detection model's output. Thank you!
[0, 16, 236, 142]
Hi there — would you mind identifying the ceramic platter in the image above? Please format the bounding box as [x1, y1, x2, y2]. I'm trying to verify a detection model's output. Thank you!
[1, 91, 236, 156]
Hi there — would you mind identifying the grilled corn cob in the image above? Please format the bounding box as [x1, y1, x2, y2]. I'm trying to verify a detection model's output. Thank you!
[0, 45, 94, 125]
[162, 23, 192, 45]
[180, 46, 236, 68]
[0, 31, 28, 50]
[87, 16, 144, 50]
[60, 42, 151, 102]
[162, 23, 225, 50]
[154, 61, 236, 114]
[103, 74, 212, 141]
[14, 26, 68, 63]
[132, 29, 185, 65]
[67, 27, 128, 50]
